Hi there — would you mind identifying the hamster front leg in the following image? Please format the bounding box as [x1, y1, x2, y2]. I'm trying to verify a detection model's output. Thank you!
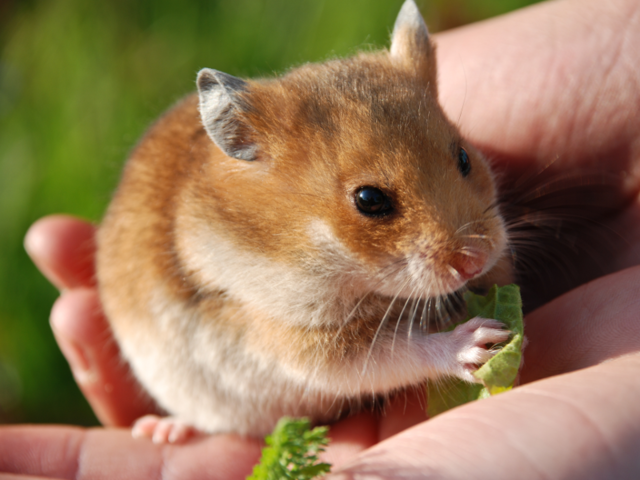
[247, 313, 511, 400]
[415, 317, 511, 383]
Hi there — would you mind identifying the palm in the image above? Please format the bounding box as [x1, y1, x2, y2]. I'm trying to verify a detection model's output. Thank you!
[6, 0, 640, 478]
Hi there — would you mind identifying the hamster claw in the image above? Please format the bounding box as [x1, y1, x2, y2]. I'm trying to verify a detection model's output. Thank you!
[451, 317, 511, 382]
[132, 414, 199, 444]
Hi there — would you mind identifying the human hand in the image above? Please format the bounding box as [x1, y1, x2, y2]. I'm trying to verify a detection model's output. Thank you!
[331, 0, 640, 477]
[6, 0, 640, 478]
[13, 224, 640, 478]
[23, 215, 158, 428]
[437, 0, 640, 310]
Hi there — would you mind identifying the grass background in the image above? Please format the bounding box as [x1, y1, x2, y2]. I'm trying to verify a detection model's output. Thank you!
[0, 0, 541, 426]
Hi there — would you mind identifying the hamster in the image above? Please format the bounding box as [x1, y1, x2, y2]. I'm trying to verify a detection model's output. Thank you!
[96, 0, 513, 440]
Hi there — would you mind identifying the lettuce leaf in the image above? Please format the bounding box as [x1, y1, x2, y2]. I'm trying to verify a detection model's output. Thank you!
[427, 284, 524, 417]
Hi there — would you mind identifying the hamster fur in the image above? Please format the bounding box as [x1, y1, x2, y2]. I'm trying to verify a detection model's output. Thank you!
[97, 0, 513, 438]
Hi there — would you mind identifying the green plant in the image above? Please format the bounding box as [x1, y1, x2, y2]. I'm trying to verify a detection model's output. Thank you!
[427, 284, 524, 417]
[248, 417, 332, 480]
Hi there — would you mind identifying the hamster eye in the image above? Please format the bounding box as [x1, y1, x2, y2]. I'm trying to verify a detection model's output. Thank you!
[355, 187, 392, 216]
[458, 147, 471, 177]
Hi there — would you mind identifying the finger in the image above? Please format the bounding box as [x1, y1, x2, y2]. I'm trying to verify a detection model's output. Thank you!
[0, 474, 57, 479]
[0, 423, 377, 479]
[324, 389, 431, 469]
[24, 215, 97, 290]
[376, 388, 427, 442]
[605, 201, 640, 273]
[323, 411, 379, 469]
[435, 0, 640, 187]
[0, 426, 81, 479]
[0, 426, 262, 480]
[520, 265, 640, 384]
[50, 288, 159, 427]
[331, 354, 640, 479]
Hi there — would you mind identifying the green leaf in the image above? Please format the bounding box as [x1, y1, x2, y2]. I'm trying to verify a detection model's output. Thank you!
[247, 417, 332, 480]
[427, 284, 524, 417]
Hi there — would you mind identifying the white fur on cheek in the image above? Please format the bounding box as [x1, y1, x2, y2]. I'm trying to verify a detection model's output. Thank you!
[305, 219, 364, 274]
[174, 216, 365, 328]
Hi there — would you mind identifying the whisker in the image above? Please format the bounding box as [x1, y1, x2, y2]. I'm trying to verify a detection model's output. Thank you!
[446, 264, 462, 283]
[419, 297, 429, 331]
[407, 297, 419, 340]
[435, 295, 442, 325]
[454, 222, 474, 236]
[361, 278, 409, 378]
[391, 288, 415, 357]
[454, 219, 487, 236]
[407, 294, 423, 340]
[458, 233, 489, 240]
[456, 247, 482, 258]
[483, 199, 501, 215]
[333, 258, 408, 338]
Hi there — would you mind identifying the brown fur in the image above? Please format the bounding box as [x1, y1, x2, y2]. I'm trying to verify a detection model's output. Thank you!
[97, 0, 512, 437]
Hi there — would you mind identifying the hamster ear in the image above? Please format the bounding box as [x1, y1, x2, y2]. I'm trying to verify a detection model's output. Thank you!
[390, 0, 437, 90]
[197, 68, 258, 161]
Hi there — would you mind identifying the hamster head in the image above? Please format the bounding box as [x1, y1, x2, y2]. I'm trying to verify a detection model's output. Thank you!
[193, 0, 508, 306]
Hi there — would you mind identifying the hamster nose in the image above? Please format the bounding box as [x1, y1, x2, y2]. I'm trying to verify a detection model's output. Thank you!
[450, 251, 487, 281]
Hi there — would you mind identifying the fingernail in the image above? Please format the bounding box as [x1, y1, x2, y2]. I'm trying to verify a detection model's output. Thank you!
[24, 227, 65, 292]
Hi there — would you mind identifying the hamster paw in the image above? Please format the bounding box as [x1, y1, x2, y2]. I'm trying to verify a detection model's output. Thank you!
[132, 414, 199, 444]
[451, 317, 511, 383]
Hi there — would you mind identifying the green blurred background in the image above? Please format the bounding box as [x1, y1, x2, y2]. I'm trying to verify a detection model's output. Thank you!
[0, 0, 541, 426]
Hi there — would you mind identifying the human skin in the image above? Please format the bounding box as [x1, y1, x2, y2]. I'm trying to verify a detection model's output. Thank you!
[5, 0, 640, 477]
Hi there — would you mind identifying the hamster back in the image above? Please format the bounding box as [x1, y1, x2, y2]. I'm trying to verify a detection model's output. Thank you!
[97, 0, 512, 436]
